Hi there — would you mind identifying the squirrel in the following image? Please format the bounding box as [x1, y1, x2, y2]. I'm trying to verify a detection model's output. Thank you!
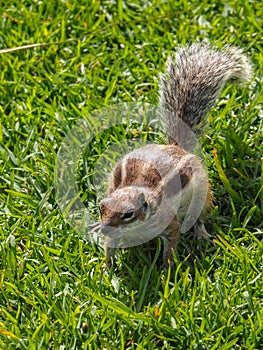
[99, 43, 252, 268]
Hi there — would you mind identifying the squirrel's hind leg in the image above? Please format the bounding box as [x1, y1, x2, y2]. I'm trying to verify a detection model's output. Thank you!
[193, 219, 212, 240]
[193, 187, 214, 241]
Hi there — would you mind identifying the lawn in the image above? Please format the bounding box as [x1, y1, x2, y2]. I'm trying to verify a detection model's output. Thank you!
[0, 0, 262, 349]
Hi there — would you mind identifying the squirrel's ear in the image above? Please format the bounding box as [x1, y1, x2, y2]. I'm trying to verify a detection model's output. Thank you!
[99, 199, 105, 208]
[99, 200, 105, 216]
[138, 193, 149, 214]
[138, 192, 146, 206]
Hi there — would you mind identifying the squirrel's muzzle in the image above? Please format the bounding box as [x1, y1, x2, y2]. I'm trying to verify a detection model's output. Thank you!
[100, 223, 115, 235]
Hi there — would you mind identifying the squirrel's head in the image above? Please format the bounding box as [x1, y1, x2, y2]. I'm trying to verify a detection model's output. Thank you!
[99, 187, 156, 236]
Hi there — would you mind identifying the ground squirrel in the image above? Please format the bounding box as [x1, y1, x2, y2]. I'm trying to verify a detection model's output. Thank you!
[99, 43, 252, 268]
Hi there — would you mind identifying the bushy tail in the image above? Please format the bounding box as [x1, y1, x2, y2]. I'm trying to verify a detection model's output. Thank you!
[159, 43, 252, 147]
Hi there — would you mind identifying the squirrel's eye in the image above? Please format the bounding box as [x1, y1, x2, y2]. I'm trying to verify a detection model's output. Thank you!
[121, 209, 134, 221]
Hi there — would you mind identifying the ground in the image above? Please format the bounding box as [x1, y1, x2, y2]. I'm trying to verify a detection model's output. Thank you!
[0, 1, 262, 349]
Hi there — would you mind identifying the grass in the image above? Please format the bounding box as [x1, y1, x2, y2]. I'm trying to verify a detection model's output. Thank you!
[0, 0, 262, 349]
